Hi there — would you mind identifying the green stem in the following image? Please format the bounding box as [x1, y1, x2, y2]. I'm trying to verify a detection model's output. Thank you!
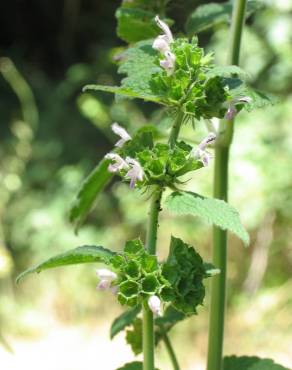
[143, 110, 185, 370]
[169, 110, 185, 149]
[206, 1, 247, 370]
[143, 187, 162, 370]
[162, 331, 181, 370]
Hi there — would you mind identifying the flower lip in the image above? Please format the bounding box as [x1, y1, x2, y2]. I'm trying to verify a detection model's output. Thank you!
[111, 122, 132, 147]
[155, 15, 173, 44]
[125, 156, 144, 189]
[104, 153, 129, 173]
[152, 35, 170, 54]
[160, 50, 176, 75]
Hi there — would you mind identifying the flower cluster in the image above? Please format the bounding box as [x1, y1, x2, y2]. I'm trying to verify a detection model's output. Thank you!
[153, 16, 176, 75]
[105, 123, 144, 188]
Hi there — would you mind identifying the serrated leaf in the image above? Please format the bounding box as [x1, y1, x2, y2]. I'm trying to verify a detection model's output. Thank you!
[186, 1, 263, 34]
[165, 191, 249, 245]
[84, 42, 165, 104]
[118, 41, 160, 97]
[224, 79, 277, 110]
[83, 84, 162, 103]
[69, 159, 112, 231]
[16, 246, 115, 283]
[223, 356, 290, 370]
[126, 318, 143, 355]
[110, 306, 141, 339]
[206, 65, 248, 79]
[116, 8, 158, 43]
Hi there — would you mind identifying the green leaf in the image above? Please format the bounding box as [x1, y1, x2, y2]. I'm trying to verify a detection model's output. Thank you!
[223, 356, 290, 370]
[124, 239, 144, 255]
[16, 245, 115, 283]
[69, 159, 112, 231]
[83, 84, 162, 104]
[116, 361, 159, 370]
[110, 306, 141, 339]
[163, 236, 207, 315]
[224, 79, 277, 110]
[186, 1, 263, 34]
[165, 191, 249, 246]
[116, 362, 143, 370]
[118, 41, 160, 97]
[155, 306, 185, 331]
[206, 65, 248, 79]
[116, 8, 158, 43]
[83, 41, 164, 104]
[126, 318, 143, 355]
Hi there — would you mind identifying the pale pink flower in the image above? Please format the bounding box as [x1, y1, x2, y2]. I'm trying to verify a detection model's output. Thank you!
[152, 35, 170, 54]
[154, 16, 173, 44]
[224, 96, 252, 120]
[111, 122, 132, 147]
[96, 268, 117, 292]
[125, 157, 144, 189]
[148, 295, 163, 317]
[160, 50, 176, 75]
[191, 133, 216, 167]
[105, 153, 129, 173]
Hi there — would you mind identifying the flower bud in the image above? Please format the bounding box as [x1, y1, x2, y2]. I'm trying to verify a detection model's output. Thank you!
[96, 268, 117, 281]
[148, 295, 163, 317]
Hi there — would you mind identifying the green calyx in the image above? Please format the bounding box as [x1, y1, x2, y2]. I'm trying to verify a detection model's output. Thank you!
[114, 128, 203, 189]
[150, 37, 231, 120]
[111, 237, 216, 316]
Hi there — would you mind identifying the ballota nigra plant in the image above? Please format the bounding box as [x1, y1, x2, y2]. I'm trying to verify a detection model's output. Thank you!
[17, 2, 289, 370]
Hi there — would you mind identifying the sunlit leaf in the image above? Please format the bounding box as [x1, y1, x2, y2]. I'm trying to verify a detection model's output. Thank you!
[224, 356, 290, 370]
[116, 8, 158, 43]
[69, 159, 112, 231]
[16, 245, 115, 283]
[165, 191, 249, 245]
[186, 1, 263, 34]
[110, 306, 141, 339]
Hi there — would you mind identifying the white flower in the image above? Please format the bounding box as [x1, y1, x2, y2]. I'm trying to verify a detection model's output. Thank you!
[125, 157, 144, 189]
[155, 16, 173, 44]
[152, 16, 176, 75]
[191, 133, 216, 167]
[224, 96, 252, 120]
[152, 35, 170, 54]
[105, 153, 129, 173]
[148, 295, 163, 317]
[160, 50, 176, 75]
[96, 268, 117, 281]
[111, 122, 132, 147]
[96, 268, 117, 292]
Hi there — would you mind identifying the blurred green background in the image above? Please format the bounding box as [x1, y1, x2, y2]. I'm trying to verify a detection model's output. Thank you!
[0, 0, 291, 369]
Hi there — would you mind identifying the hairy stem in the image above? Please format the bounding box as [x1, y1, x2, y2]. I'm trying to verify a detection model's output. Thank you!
[143, 187, 162, 370]
[162, 331, 181, 370]
[169, 110, 185, 149]
[143, 111, 185, 370]
[206, 1, 247, 370]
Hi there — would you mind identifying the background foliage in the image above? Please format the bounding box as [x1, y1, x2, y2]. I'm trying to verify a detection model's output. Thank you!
[0, 0, 291, 369]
